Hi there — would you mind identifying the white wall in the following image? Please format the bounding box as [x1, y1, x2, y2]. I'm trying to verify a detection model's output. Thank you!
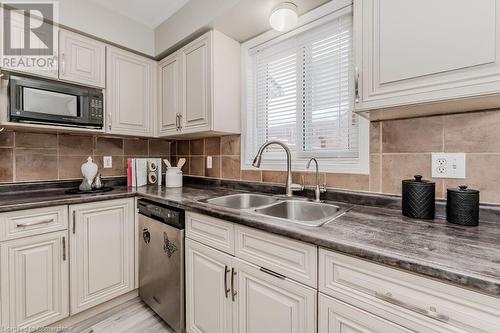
[154, 0, 240, 55]
[58, 0, 155, 56]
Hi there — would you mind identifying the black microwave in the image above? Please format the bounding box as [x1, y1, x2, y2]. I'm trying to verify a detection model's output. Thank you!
[9, 75, 104, 129]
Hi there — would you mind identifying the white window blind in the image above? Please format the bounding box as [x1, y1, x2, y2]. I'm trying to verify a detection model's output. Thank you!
[247, 11, 357, 162]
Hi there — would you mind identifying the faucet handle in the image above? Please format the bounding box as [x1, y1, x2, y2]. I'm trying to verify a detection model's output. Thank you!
[320, 183, 327, 193]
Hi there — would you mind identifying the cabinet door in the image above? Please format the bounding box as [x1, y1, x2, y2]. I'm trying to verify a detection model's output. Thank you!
[0, 231, 69, 329]
[319, 293, 413, 333]
[106, 47, 155, 136]
[357, 0, 500, 111]
[185, 239, 233, 333]
[234, 258, 317, 333]
[1, 10, 58, 79]
[158, 52, 181, 136]
[69, 198, 135, 314]
[59, 30, 105, 88]
[181, 33, 212, 132]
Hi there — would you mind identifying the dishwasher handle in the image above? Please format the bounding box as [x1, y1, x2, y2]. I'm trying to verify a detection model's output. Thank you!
[142, 228, 151, 244]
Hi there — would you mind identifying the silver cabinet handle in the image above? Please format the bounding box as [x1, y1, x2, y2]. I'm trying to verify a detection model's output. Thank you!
[224, 265, 230, 298]
[231, 268, 237, 302]
[108, 111, 112, 131]
[354, 66, 360, 103]
[61, 53, 66, 75]
[260, 267, 285, 279]
[178, 113, 183, 130]
[62, 236, 66, 261]
[16, 218, 54, 227]
[72, 211, 76, 234]
[175, 114, 180, 131]
[374, 292, 449, 323]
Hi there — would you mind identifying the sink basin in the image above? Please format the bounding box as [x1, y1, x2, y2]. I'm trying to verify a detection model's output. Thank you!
[205, 193, 278, 210]
[254, 200, 349, 227]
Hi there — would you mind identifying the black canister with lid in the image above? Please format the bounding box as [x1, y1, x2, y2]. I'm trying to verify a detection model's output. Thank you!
[447, 185, 480, 226]
[402, 175, 435, 219]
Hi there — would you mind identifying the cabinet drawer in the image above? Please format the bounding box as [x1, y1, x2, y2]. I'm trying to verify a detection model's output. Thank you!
[186, 212, 235, 255]
[319, 249, 500, 333]
[0, 206, 68, 241]
[235, 225, 317, 288]
[319, 293, 413, 333]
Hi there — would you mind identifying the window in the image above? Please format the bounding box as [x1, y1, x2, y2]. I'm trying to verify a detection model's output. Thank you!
[242, 3, 369, 173]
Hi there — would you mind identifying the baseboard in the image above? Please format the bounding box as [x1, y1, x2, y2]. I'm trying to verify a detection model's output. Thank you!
[44, 289, 139, 330]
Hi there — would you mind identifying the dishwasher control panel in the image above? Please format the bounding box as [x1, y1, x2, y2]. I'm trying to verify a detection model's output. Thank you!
[137, 199, 184, 229]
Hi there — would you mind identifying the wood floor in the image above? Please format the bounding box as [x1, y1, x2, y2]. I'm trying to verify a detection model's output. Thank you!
[64, 298, 176, 333]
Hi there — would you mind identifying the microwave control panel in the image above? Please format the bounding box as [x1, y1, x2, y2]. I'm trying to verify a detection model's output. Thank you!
[90, 97, 103, 121]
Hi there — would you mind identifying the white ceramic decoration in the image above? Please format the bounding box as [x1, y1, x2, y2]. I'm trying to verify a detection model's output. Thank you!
[166, 167, 183, 188]
[81, 156, 98, 185]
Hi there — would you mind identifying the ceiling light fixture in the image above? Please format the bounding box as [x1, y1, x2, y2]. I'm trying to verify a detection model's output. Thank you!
[269, 2, 298, 32]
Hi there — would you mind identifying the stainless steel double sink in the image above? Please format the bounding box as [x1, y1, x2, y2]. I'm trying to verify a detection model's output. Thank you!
[202, 193, 352, 227]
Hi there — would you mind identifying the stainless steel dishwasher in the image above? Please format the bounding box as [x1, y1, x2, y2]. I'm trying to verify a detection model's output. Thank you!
[138, 198, 185, 333]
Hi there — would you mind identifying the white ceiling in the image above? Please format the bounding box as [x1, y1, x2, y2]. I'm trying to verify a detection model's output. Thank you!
[210, 0, 330, 42]
[90, 0, 190, 29]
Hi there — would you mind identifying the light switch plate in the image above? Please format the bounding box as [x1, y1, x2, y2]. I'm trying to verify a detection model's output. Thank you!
[103, 156, 112, 169]
[206, 156, 212, 169]
[431, 153, 465, 179]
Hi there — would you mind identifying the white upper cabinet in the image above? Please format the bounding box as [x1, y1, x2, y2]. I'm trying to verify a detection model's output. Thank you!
[1, 10, 59, 79]
[158, 52, 181, 136]
[106, 46, 156, 137]
[355, 0, 500, 119]
[158, 30, 241, 137]
[181, 33, 212, 132]
[59, 30, 106, 88]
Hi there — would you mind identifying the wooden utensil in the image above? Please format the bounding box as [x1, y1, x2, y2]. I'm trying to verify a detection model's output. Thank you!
[177, 158, 186, 169]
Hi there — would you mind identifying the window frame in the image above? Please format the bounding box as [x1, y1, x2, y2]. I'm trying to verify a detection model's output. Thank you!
[241, 0, 369, 174]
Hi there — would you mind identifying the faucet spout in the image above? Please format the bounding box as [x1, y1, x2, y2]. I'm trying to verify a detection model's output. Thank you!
[306, 157, 326, 202]
[252, 140, 301, 197]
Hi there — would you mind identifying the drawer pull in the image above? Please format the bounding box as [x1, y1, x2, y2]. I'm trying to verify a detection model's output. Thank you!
[62, 236, 66, 261]
[224, 265, 230, 298]
[16, 218, 54, 227]
[375, 292, 449, 323]
[260, 267, 286, 280]
[231, 268, 237, 302]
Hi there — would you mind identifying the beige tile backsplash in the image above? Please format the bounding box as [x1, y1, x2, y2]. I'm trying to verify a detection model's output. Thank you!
[2, 109, 500, 204]
[0, 130, 171, 182]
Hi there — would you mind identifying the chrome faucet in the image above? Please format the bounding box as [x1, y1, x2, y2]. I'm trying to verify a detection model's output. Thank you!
[306, 158, 327, 202]
[252, 140, 303, 197]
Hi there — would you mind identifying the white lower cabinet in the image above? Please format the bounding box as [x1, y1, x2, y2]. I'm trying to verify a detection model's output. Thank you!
[69, 198, 135, 314]
[185, 212, 317, 333]
[185, 238, 316, 333]
[186, 212, 500, 333]
[234, 258, 316, 333]
[185, 238, 234, 333]
[0, 231, 69, 329]
[319, 293, 412, 333]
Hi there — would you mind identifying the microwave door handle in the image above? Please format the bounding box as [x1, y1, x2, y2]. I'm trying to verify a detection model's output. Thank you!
[17, 86, 22, 110]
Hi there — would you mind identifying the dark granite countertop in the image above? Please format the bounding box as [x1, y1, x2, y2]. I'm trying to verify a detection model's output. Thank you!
[0, 186, 135, 212]
[0, 181, 499, 298]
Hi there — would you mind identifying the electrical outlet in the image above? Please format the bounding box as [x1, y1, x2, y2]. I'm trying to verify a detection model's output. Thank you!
[431, 153, 465, 179]
[207, 156, 212, 169]
[103, 156, 112, 168]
